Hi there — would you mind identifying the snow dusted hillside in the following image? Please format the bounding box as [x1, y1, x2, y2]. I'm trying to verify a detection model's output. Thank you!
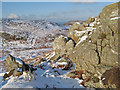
[0, 19, 85, 89]
[0, 19, 69, 60]
[0, 19, 69, 50]
[0, 19, 70, 76]
[2, 19, 63, 31]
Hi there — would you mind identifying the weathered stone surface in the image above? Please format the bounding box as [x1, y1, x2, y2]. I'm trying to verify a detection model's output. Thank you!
[86, 17, 95, 24]
[95, 65, 113, 74]
[51, 2, 119, 88]
[6, 54, 18, 71]
[102, 39, 109, 47]
[69, 42, 99, 73]
[101, 67, 120, 88]
[69, 22, 85, 32]
[110, 34, 118, 52]
[52, 35, 75, 59]
[5, 54, 23, 76]
[99, 2, 119, 21]
[13, 70, 23, 76]
[66, 40, 75, 55]
[97, 39, 102, 46]
[91, 32, 99, 44]
[68, 22, 86, 43]
[101, 45, 118, 66]
[83, 22, 89, 27]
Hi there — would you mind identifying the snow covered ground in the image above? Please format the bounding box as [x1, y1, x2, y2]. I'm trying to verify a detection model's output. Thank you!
[0, 69, 84, 88]
[0, 60, 84, 89]
[0, 19, 97, 89]
[0, 19, 69, 73]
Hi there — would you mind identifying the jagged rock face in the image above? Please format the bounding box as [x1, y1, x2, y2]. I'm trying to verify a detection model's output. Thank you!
[6, 54, 18, 71]
[70, 42, 99, 73]
[99, 2, 119, 21]
[86, 17, 95, 24]
[52, 35, 75, 59]
[96, 2, 119, 67]
[68, 22, 85, 43]
[5, 54, 23, 76]
[51, 2, 119, 88]
[69, 2, 119, 71]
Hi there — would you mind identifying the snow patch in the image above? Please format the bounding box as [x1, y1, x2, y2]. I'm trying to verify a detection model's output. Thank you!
[111, 49, 118, 55]
[97, 22, 100, 25]
[89, 22, 95, 27]
[89, 40, 92, 42]
[86, 27, 96, 31]
[74, 30, 86, 37]
[0, 68, 84, 88]
[111, 17, 120, 20]
[15, 58, 24, 65]
[46, 52, 55, 60]
[0, 55, 7, 61]
[74, 27, 96, 36]
[76, 35, 88, 46]
[111, 10, 118, 17]
[56, 62, 68, 65]
[75, 22, 80, 25]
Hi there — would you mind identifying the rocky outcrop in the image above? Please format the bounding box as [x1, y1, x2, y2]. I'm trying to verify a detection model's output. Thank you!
[101, 67, 120, 88]
[5, 54, 23, 76]
[52, 36, 75, 59]
[68, 22, 86, 43]
[86, 17, 95, 24]
[51, 2, 119, 88]
[63, 20, 83, 26]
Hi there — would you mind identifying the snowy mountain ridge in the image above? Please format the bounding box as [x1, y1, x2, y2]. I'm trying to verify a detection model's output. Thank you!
[2, 19, 63, 31]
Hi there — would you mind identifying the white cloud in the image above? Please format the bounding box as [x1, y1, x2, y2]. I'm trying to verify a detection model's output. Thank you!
[8, 13, 18, 19]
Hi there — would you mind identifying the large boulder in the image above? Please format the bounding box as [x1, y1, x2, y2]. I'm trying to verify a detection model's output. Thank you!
[5, 54, 23, 76]
[68, 22, 86, 43]
[52, 35, 75, 60]
[99, 2, 119, 21]
[6, 54, 18, 71]
[51, 2, 119, 88]
[69, 42, 99, 73]
[101, 45, 118, 66]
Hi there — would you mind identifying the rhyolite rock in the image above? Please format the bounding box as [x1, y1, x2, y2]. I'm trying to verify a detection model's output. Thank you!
[68, 22, 86, 43]
[6, 54, 18, 71]
[86, 17, 95, 24]
[51, 2, 119, 88]
[5, 54, 23, 76]
[82, 22, 89, 27]
[52, 35, 75, 60]
[99, 2, 119, 21]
